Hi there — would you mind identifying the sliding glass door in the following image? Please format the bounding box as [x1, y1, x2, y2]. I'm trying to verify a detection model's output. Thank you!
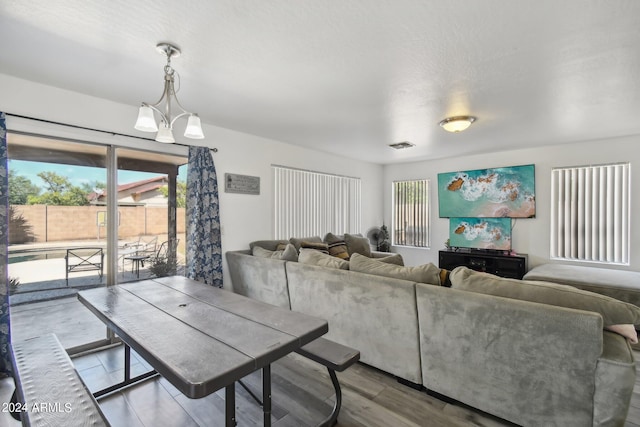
[7, 132, 187, 353]
[7, 134, 110, 350]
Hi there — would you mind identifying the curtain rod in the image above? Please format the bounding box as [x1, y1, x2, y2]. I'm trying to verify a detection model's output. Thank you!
[4, 113, 218, 152]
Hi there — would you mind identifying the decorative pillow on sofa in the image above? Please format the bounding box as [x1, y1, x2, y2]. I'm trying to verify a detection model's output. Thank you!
[344, 233, 372, 257]
[300, 241, 329, 254]
[289, 236, 323, 251]
[298, 248, 349, 270]
[324, 233, 350, 260]
[252, 244, 299, 262]
[350, 253, 441, 285]
[375, 253, 404, 266]
[450, 266, 640, 343]
[249, 240, 290, 251]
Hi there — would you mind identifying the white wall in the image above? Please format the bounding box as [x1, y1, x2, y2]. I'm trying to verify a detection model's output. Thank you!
[0, 73, 384, 288]
[384, 135, 640, 271]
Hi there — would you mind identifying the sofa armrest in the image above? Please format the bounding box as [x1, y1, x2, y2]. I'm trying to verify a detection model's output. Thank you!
[225, 250, 291, 308]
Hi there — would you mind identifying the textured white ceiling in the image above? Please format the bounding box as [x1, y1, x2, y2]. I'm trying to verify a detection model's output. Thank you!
[1, 0, 639, 164]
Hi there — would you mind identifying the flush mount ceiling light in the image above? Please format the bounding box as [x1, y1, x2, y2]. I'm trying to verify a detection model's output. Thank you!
[438, 116, 476, 133]
[134, 42, 204, 143]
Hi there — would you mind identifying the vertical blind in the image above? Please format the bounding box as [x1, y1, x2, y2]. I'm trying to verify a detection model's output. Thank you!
[392, 179, 429, 247]
[273, 166, 361, 239]
[550, 163, 630, 264]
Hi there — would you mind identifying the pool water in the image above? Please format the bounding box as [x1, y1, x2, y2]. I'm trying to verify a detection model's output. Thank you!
[8, 251, 68, 264]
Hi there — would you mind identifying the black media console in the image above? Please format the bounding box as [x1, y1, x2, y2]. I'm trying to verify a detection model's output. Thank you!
[439, 250, 528, 279]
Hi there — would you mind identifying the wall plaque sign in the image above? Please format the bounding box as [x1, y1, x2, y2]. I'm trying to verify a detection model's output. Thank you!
[225, 173, 260, 195]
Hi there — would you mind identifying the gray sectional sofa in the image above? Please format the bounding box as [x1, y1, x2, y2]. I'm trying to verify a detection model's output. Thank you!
[226, 242, 637, 427]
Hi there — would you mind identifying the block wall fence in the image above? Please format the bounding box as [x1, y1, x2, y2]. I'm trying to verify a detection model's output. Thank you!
[9, 205, 186, 244]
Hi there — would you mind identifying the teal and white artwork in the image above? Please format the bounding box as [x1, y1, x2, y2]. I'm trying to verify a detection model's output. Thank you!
[438, 164, 535, 218]
[449, 217, 512, 250]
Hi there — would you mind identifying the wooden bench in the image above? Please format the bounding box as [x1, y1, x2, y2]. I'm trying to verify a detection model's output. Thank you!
[10, 334, 110, 426]
[295, 337, 360, 427]
[65, 247, 104, 286]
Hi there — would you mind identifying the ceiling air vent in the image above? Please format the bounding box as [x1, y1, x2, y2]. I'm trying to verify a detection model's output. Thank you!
[388, 141, 415, 150]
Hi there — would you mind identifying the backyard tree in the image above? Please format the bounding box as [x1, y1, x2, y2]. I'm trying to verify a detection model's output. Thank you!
[27, 171, 91, 206]
[159, 180, 187, 208]
[8, 170, 40, 205]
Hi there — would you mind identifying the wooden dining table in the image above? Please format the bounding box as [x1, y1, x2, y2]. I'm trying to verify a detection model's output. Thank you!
[77, 276, 329, 427]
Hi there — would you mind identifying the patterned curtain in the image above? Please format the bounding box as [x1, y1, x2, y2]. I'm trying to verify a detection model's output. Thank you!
[186, 146, 222, 287]
[0, 112, 11, 376]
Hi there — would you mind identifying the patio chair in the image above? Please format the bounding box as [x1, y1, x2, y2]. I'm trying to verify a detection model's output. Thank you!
[121, 236, 158, 278]
[65, 248, 104, 286]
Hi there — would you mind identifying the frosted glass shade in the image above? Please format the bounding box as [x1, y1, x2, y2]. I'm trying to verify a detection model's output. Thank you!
[184, 115, 205, 139]
[439, 116, 476, 132]
[155, 123, 175, 143]
[134, 105, 159, 132]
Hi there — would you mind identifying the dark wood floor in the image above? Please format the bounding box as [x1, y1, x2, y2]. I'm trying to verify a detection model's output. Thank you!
[3, 345, 640, 427]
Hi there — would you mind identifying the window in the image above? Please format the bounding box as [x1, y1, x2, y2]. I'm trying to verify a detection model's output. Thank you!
[273, 165, 361, 239]
[551, 163, 630, 264]
[392, 179, 429, 247]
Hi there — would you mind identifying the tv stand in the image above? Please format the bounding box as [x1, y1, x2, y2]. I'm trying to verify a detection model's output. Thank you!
[439, 250, 528, 279]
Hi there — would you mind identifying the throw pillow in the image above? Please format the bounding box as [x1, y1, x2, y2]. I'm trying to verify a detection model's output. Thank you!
[375, 253, 404, 266]
[449, 266, 640, 343]
[249, 240, 289, 251]
[324, 233, 350, 260]
[350, 253, 441, 285]
[439, 269, 452, 287]
[252, 244, 299, 262]
[300, 241, 330, 254]
[298, 248, 349, 270]
[344, 233, 372, 257]
[289, 236, 322, 251]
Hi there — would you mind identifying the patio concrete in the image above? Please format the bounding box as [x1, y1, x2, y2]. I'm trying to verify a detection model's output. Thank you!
[8, 257, 155, 306]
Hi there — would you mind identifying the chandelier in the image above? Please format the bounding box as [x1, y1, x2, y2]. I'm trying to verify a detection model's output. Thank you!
[134, 43, 204, 143]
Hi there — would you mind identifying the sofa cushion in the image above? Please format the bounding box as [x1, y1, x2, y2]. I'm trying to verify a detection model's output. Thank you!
[289, 236, 323, 251]
[300, 241, 329, 254]
[252, 244, 299, 262]
[375, 253, 404, 266]
[350, 253, 441, 285]
[344, 233, 371, 257]
[324, 233, 350, 260]
[298, 248, 349, 270]
[450, 266, 640, 342]
[249, 240, 290, 251]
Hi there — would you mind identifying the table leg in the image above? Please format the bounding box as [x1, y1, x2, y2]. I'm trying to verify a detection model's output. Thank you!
[124, 344, 131, 381]
[225, 383, 236, 427]
[263, 364, 272, 427]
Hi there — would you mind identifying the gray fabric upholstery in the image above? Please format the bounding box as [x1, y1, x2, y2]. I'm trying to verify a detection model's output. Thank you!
[416, 283, 606, 427]
[524, 263, 640, 309]
[249, 240, 289, 251]
[289, 235, 323, 251]
[225, 250, 291, 308]
[374, 253, 404, 265]
[287, 261, 422, 384]
[298, 248, 349, 270]
[451, 266, 640, 327]
[350, 253, 440, 284]
[593, 331, 636, 427]
[252, 244, 298, 261]
[344, 233, 371, 257]
[226, 248, 637, 426]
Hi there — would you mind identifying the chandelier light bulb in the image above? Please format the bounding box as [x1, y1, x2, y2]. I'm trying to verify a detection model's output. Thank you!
[184, 114, 205, 139]
[134, 105, 158, 132]
[155, 123, 175, 143]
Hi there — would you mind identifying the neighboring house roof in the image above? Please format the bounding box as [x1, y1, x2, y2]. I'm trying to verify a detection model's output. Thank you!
[89, 176, 168, 204]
